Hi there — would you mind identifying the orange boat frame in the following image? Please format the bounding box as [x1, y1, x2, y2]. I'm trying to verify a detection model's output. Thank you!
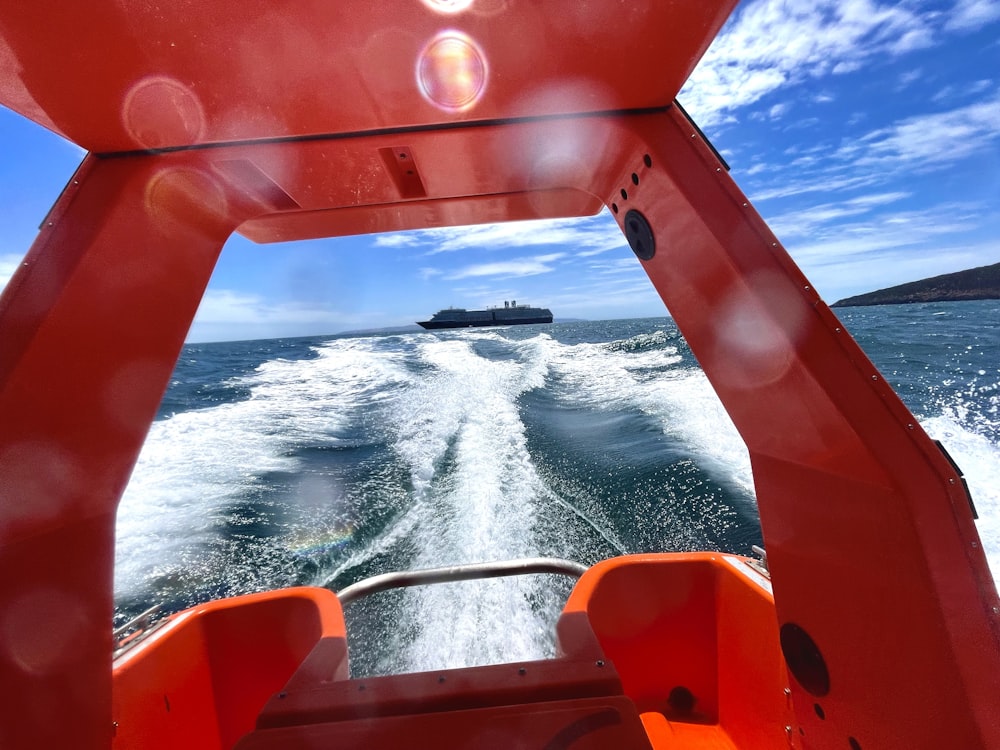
[0, 1, 997, 748]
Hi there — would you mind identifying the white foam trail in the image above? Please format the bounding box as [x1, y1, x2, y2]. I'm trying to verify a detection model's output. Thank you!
[923, 415, 1000, 584]
[539, 333, 756, 498]
[635, 371, 755, 497]
[114, 401, 296, 595]
[383, 335, 557, 672]
[115, 338, 409, 597]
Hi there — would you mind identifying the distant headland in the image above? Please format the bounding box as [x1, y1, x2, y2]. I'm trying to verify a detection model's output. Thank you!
[832, 262, 1000, 308]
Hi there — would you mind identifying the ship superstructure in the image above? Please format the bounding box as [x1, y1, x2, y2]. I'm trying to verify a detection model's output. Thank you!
[418, 301, 553, 329]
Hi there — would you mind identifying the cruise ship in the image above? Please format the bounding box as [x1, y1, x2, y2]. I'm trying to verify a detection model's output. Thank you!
[417, 301, 553, 329]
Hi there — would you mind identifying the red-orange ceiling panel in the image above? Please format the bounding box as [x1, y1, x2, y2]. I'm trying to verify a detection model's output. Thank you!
[237, 190, 602, 243]
[0, 1, 736, 153]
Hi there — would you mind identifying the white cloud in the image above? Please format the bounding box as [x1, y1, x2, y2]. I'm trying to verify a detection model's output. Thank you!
[751, 172, 883, 202]
[852, 93, 1000, 168]
[946, 0, 1000, 32]
[371, 212, 628, 264]
[769, 102, 791, 119]
[192, 289, 260, 322]
[373, 233, 421, 248]
[831, 60, 863, 75]
[747, 102, 788, 122]
[897, 68, 924, 89]
[0, 253, 24, 293]
[890, 27, 936, 54]
[932, 79, 995, 103]
[682, 0, 940, 127]
[767, 191, 912, 238]
[444, 253, 567, 280]
[193, 289, 326, 324]
[374, 214, 624, 256]
[187, 289, 389, 342]
[742, 92, 1000, 205]
[781, 203, 986, 266]
[803, 240, 1000, 303]
[586, 257, 645, 276]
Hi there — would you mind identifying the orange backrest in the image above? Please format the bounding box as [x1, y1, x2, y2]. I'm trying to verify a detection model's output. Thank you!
[112, 587, 346, 750]
[563, 553, 795, 747]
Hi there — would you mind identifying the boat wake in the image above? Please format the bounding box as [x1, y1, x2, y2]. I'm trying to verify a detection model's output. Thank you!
[114, 319, 999, 674]
[923, 412, 1000, 580]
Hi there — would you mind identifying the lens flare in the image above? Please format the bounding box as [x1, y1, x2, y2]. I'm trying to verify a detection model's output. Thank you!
[144, 167, 228, 236]
[420, 0, 475, 13]
[417, 31, 487, 113]
[122, 75, 205, 150]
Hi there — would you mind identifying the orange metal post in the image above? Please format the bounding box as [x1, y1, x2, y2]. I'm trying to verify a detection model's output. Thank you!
[599, 107, 1000, 749]
[0, 153, 263, 748]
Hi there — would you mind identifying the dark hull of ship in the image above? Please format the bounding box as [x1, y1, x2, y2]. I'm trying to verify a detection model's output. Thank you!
[417, 315, 552, 330]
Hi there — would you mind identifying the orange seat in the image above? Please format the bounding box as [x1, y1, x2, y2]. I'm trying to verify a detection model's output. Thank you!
[562, 553, 794, 749]
[234, 593, 646, 749]
[112, 587, 346, 750]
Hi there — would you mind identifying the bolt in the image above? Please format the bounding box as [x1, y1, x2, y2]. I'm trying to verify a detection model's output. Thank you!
[596, 660, 605, 668]
[518, 667, 527, 675]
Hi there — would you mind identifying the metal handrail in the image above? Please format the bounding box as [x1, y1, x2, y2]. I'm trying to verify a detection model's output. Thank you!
[336, 557, 589, 605]
[112, 604, 165, 658]
[113, 603, 162, 641]
[111, 559, 590, 658]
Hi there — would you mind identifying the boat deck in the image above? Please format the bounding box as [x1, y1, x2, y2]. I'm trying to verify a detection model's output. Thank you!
[112, 553, 789, 749]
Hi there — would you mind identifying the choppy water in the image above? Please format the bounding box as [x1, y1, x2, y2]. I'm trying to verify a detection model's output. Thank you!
[114, 301, 1000, 676]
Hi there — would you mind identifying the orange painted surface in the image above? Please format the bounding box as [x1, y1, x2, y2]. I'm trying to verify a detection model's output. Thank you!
[0, 4, 734, 153]
[601, 109, 1000, 748]
[640, 712, 739, 750]
[564, 553, 793, 749]
[257, 657, 622, 730]
[0, 153, 257, 750]
[234, 554, 789, 749]
[0, 0, 997, 747]
[112, 587, 345, 750]
[238, 696, 654, 750]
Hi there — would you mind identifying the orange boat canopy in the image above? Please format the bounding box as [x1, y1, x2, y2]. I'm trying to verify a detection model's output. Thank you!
[0, 1, 997, 749]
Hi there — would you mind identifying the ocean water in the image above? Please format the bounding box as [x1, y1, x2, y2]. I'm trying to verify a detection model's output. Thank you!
[113, 301, 1000, 677]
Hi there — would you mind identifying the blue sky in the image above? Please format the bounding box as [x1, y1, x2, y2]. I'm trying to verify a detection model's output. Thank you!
[1, 0, 998, 343]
